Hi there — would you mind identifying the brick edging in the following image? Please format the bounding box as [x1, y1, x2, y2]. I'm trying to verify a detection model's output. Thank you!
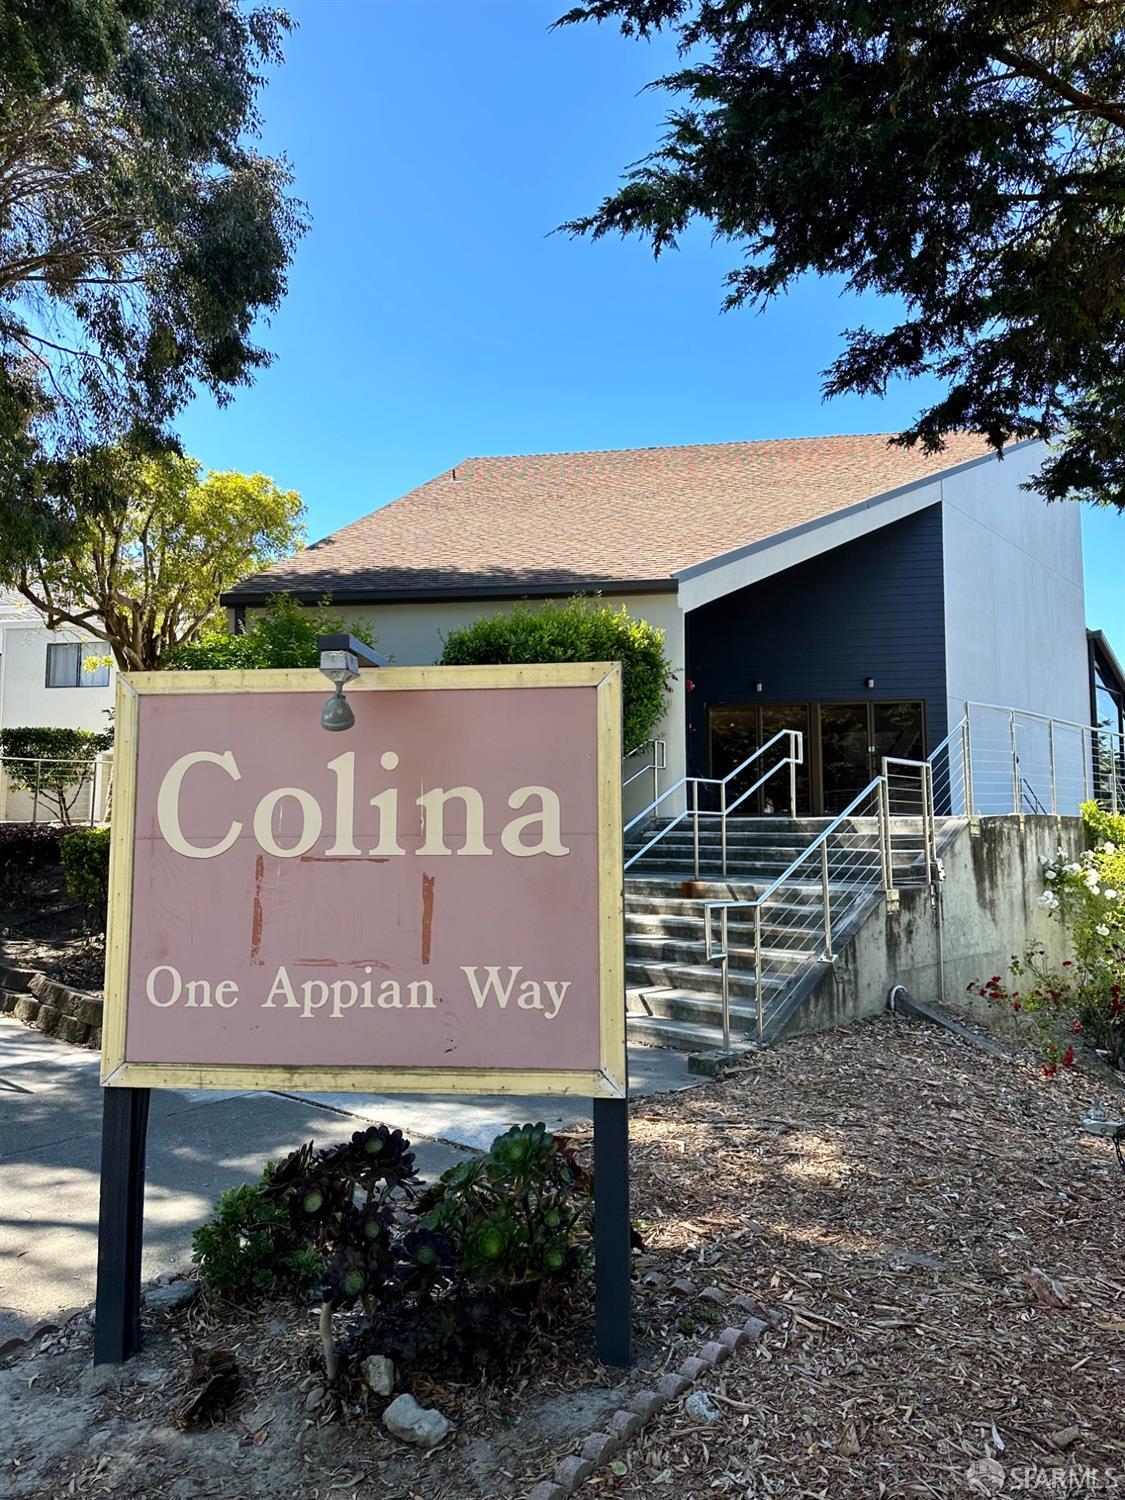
[0, 962, 102, 1049]
[526, 1313, 775, 1499]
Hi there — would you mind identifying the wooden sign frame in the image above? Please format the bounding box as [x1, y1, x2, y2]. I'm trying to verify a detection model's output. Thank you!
[100, 661, 626, 1099]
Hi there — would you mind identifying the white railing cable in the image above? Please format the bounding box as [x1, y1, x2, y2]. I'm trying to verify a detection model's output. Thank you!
[624, 728, 804, 878]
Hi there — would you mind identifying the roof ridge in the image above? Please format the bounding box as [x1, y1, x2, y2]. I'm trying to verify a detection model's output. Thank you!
[460, 432, 907, 463]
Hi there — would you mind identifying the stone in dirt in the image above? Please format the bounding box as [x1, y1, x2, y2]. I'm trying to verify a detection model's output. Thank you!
[361, 1354, 395, 1396]
[383, 1392, 452, 1449]
[699, 1285, 727, 1305]
[684, 1390, 721, 1424]
[670, 1277, 696, 1297]
[145, 1280, 199, 1311]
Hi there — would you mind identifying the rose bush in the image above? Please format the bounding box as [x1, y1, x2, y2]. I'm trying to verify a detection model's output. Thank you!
[973, 802, 1125, 1072]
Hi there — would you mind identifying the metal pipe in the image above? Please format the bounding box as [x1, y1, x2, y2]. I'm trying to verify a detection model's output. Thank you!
[1048, 718, 1057, 817]
[962, 716, 974, 819]
[720, 907, 730, 1052]
[720, 778, 727, 878]
[792, 732, 804, 816]
[821, 839, 833, 960]
[692, 779, 700, 880]
[753, 905, 763, 1040]
[1009, 710, 1020, 814]
[1083, 727, 1092, 805]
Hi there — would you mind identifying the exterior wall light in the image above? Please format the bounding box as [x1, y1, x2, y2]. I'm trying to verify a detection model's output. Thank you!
[753, 681, 763, 693]
[865, 677, 876, 690]
[316, 633, 388, 732]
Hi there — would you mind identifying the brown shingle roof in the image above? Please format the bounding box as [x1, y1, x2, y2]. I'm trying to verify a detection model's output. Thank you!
[226, 432, 997, 603]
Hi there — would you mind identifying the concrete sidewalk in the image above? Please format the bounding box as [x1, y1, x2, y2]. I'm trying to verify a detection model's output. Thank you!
[0, 1019, 700, 1341]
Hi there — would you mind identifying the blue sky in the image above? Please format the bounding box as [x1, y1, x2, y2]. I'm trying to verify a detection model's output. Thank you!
[178, 0, 1123, 646]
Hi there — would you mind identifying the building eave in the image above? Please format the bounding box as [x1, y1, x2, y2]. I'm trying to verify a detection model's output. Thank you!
[220, 577, 680, 609]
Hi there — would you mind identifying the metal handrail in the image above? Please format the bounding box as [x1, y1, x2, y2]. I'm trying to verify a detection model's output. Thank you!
[622, 737, 666, 790]
[623, 728, 804, 877]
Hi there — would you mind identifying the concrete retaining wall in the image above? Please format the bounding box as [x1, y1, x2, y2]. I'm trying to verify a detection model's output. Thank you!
[783, 814, 1084, 1038]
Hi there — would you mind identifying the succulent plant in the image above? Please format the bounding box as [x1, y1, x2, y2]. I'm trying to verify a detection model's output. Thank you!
[261, 1140, 317, 1202]
[394, 1227, 455, 1296]
[343, 1125, 417, 1187]
[487, 1122, 553, 1178]
[322, 1247, 370, 1310]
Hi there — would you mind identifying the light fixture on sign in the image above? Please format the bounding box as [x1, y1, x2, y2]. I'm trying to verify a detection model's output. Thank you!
[316, 633, 389, 732]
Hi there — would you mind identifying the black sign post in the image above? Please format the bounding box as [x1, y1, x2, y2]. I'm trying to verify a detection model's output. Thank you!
[592, 1093, 632, 1367]
[93, 1086, 150, 1365]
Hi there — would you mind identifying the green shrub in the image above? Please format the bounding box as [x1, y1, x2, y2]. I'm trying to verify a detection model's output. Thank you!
[167, 595, 377, 671]
[192, 1171, 324, 1303]
[0, 725, 112, 825]
[59, 826, 112, 932]
[258, 1119, 594, 1383]
[438, 597, 673, 751]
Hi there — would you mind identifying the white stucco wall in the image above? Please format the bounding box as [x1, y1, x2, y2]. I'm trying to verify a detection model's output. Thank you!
[244, 592, 690, 816]
[0, 616, 116, 821]
[941, 440, 1088, 729]
[0, 622, 116, 733]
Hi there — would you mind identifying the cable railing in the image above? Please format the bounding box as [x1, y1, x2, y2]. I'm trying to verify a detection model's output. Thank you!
[932, 702, 1124, 818]
[702, 775, 897, 1048]
[0, 754, 110, 826]
[623, 729, 804, 878]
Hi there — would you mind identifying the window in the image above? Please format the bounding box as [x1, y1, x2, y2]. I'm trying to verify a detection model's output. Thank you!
[45, 642, 111, 688]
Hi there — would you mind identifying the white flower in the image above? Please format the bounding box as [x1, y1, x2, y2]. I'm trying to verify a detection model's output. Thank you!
[1084, 870, 1101, 892]
[1104, 842, 1117, 855]
[1065, 862, 1081, 874]
[1045, 870, 1057, 881]
[1106, 889, 1119, 901]
[1039, 853, 1052, 866]
[1038, 891, 1060, 910]
[1096, 924, 1111, 938]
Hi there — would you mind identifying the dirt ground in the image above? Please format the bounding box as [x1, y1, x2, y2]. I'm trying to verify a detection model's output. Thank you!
[3, 1013, 1123, 1499]
[1, 862, 105, 994]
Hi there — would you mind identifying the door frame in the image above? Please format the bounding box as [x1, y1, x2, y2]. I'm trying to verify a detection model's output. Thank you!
[707, 698, 928, 816]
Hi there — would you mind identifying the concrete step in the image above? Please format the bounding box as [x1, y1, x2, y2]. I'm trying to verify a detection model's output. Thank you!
[625, 955, 805, 996]
[624, 911, 822, 945]
[625, 1010, 756, 1054]
[627, 986, 765, 1032]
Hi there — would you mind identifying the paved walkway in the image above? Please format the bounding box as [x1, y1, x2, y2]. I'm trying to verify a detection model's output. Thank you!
[0, 1019, 699, 1340]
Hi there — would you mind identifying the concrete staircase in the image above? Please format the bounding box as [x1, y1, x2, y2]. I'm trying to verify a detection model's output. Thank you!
[623, 816, 929, 1054]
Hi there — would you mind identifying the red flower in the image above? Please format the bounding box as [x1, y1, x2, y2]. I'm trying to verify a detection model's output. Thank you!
[1012, 1002, 1022, 1013]
[1072, 1018, 1082, 1034]
[1043, 1063, 1059, 1077]
[1063, 1046, 1075, 1068]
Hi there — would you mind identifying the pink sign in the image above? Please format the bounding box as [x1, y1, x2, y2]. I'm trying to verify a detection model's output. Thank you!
[103, 666, 625, 1096]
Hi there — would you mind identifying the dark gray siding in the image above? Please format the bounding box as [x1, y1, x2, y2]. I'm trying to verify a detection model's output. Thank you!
[684, 504, 948, 775]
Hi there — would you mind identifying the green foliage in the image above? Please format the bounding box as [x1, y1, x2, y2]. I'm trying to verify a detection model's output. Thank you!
[11, 449, 305, 670]
[59, 826, 112, 932]
[250, 1119, 594, 1383]
[439, 598, 672, 751]
[192, 1174, 324, 1304]
[0, 725, 112, 824]
[418, 1123, 592, 1304]
[0, 0, 305, 567]
[975, 818, 1125, 1070]
[558, 0, 1125, 507]
[168, 596, 377, 672]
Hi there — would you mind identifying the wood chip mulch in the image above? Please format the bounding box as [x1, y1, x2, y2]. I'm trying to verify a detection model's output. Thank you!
[563, 1014, 1125, 1498]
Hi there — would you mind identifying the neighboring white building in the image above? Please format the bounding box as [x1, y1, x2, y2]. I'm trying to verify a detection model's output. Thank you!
[0, 591, 115, 821]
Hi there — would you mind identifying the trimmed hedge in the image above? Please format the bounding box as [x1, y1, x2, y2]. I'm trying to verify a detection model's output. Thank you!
[438, 599, 673, 751]
[59, 826, 112, 932]
[167, 594, 377, 671]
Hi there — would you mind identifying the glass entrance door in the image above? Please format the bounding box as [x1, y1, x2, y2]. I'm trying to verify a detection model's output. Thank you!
[819, 703, 872, 814]
[708, 703, 811, 813]
[819, 701, 926, 813]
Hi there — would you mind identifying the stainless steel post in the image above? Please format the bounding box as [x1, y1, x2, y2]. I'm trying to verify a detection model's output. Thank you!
[753, 904, 764, 1040]
[821, 839, 833, 960]
[789, 733, 797, 817]
[720, 780, 728, 879]
[692, 780, 700, 880]
[1048, 719, 1057, 817]
[879, 778, 894, 896]
[1083, 728, 1092, 805]
[1009, 710, 1020, 814]
[33, 759, 41, 823]
[962, 716, 974, 819]
[720, 906, 730, 1052]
